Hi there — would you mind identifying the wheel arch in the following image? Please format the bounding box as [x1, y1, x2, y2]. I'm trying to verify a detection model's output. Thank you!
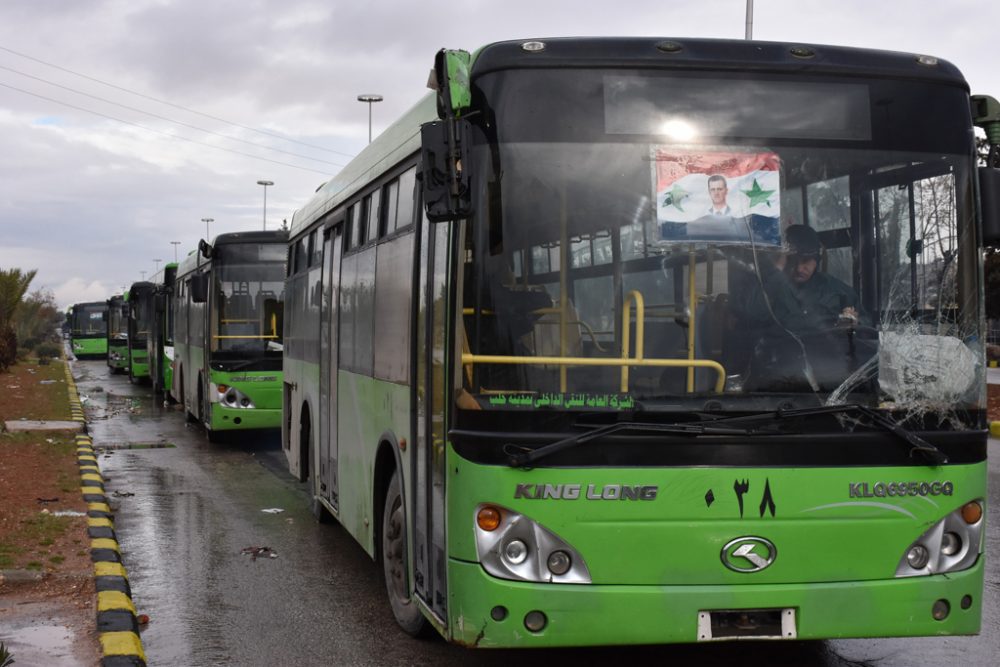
[373, 431, 405, 565]
[298, 399, 313, 483]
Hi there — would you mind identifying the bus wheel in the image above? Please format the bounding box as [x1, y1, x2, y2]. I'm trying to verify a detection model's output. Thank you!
[382, 471, 428, 637]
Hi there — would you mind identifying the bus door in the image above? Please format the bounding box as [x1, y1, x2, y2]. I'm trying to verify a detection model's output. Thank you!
[412, 217, 449, 621]
[320, 224, 343, 508]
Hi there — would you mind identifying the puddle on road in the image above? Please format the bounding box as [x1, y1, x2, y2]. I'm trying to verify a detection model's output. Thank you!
[98, 442, 178, 450]
[0, 622, 83, 667]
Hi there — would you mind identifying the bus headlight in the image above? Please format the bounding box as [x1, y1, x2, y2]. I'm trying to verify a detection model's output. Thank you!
[473, 504, 590, 584]
[216, 385, 255, 409]
[895, 500, 984, 577]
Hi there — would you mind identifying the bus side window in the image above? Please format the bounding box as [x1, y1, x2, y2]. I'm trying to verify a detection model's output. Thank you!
[294, 237, 308, 274]
[308, 229, 321, 267]
[365, 190, 381, 244]
[381, 179, 399, 238]
[349, 201, 363, 249]
[395, 167, 416, 232]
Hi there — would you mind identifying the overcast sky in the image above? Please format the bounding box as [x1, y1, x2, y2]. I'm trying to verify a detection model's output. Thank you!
[1, 0, 997, 309]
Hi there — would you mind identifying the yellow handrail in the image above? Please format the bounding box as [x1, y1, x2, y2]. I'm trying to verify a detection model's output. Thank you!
[463, 353, 726, 393]
[213, 335, 279, 339]
[621, 290, 645, 392]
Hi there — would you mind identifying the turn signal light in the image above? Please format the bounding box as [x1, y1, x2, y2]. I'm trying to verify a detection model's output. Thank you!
[477, 506, 502, 532]
[961, 501, 983, 525]
[217, 384, 229, 394]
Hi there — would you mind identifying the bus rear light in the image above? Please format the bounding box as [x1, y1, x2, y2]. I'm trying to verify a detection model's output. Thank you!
[473, 504, 590, 584]
[477, 506, 502, 532]
[961, 501, 982, 525]
[895, 499, 984, 577]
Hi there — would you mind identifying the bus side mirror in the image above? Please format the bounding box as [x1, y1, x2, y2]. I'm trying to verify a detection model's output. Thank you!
[190, 274, 209, 303]
[973, 95, 1000, 245]
[154, 292, 166, 314]
[421, 119, 472, 222]
[981, 167, 1000, 246]
[199, 239, 214, 260]
[430, 49, 471, 120]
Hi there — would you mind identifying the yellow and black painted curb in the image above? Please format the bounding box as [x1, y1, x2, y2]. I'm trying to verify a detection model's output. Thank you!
[63, 360, 85, 423]
[66, 358, 148, 667]
[990, 421, 1000, 438]
[77, 434, 147, 667]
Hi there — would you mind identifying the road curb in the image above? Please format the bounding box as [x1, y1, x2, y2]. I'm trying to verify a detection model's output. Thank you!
[66, 359, 148, 667]
[991, 421, 1000, 438]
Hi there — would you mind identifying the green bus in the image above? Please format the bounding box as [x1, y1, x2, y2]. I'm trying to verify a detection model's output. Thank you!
[172, 231, 286, 440]
[283, 38, 995, 646]
[148, 263, 178, 397]
[69, 301, 108, 359]
[106, 294, 129, 373]
[126, 281, 155, 383]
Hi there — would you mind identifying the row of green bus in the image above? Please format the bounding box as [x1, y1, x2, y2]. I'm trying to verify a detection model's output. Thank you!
[69, 231, 288, 444]
[70, 38, 998, 650]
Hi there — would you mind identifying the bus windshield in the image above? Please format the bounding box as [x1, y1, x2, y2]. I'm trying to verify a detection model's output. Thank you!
[460, 69, 981, 421]
[73, 304, 107, 337]
[108, 299, 127, 339]
[211, 243, 285, 359]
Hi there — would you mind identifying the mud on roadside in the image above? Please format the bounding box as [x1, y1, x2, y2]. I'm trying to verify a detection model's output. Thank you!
[0, 358, 99, 665]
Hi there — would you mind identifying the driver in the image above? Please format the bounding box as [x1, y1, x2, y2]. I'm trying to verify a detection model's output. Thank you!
[737, 224, 870, 391]
[769, 224, 864, 332]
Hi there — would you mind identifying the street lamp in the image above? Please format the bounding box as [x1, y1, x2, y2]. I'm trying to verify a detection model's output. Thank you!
[357, 94, 383, 144]
[201, 217, 214, 241]
[140, 271, 146, 281]
[153, 259, 162, 277]
[170, 241, 180, 263]
[256, 180, 274, 231]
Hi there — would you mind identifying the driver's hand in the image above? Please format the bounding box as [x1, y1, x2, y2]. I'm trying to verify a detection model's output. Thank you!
[836, 306, 858, 327]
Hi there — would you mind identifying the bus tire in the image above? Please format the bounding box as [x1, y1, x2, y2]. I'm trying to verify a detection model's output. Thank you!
[381, 470, 428, 637]
[310, 496, 333, 524]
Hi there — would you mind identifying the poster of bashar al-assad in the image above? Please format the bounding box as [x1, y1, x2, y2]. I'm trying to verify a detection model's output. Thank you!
[654, 149, 781, 245]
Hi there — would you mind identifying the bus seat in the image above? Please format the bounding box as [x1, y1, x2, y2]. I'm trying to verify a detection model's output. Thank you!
[227, 293, 253, 319]
[531, 300, 583, 361]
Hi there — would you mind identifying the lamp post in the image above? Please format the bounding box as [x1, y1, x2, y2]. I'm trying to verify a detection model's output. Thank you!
[256, 180, 274, 230]
[170, 241, 180, 263]
[357, 94, 383, 144]
[201, 217, 214, 241]
[140, 271, 146, 281]
[153, 259, 162, 277]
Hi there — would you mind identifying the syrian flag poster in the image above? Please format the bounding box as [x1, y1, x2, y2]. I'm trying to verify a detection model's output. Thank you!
[653, 149, 781, 246]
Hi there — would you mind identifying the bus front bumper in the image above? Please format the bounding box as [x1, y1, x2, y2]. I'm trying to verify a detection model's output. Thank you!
[446, 557, 983, 647]
[209, 405, 281, 431]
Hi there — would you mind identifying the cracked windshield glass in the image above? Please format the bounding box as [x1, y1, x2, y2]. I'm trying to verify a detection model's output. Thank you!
[458, 69, 982, 425]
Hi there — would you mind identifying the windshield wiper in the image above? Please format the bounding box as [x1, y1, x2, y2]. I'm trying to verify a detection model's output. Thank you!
[702, 404, 948, 465]
[504, 420, 759, 468]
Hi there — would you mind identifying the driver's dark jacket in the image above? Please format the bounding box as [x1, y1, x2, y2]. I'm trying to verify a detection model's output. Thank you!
[742, 264, 866, 333]
[733, 264, 870, 391]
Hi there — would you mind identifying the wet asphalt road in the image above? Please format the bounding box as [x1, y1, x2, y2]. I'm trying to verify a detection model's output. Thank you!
[71, 359, 1000, 666]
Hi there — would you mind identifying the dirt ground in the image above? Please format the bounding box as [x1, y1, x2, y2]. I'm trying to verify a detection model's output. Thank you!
[0, 358, 99, 665]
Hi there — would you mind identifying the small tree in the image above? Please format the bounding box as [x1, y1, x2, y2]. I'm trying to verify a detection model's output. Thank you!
[0, 267, 37, 372]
